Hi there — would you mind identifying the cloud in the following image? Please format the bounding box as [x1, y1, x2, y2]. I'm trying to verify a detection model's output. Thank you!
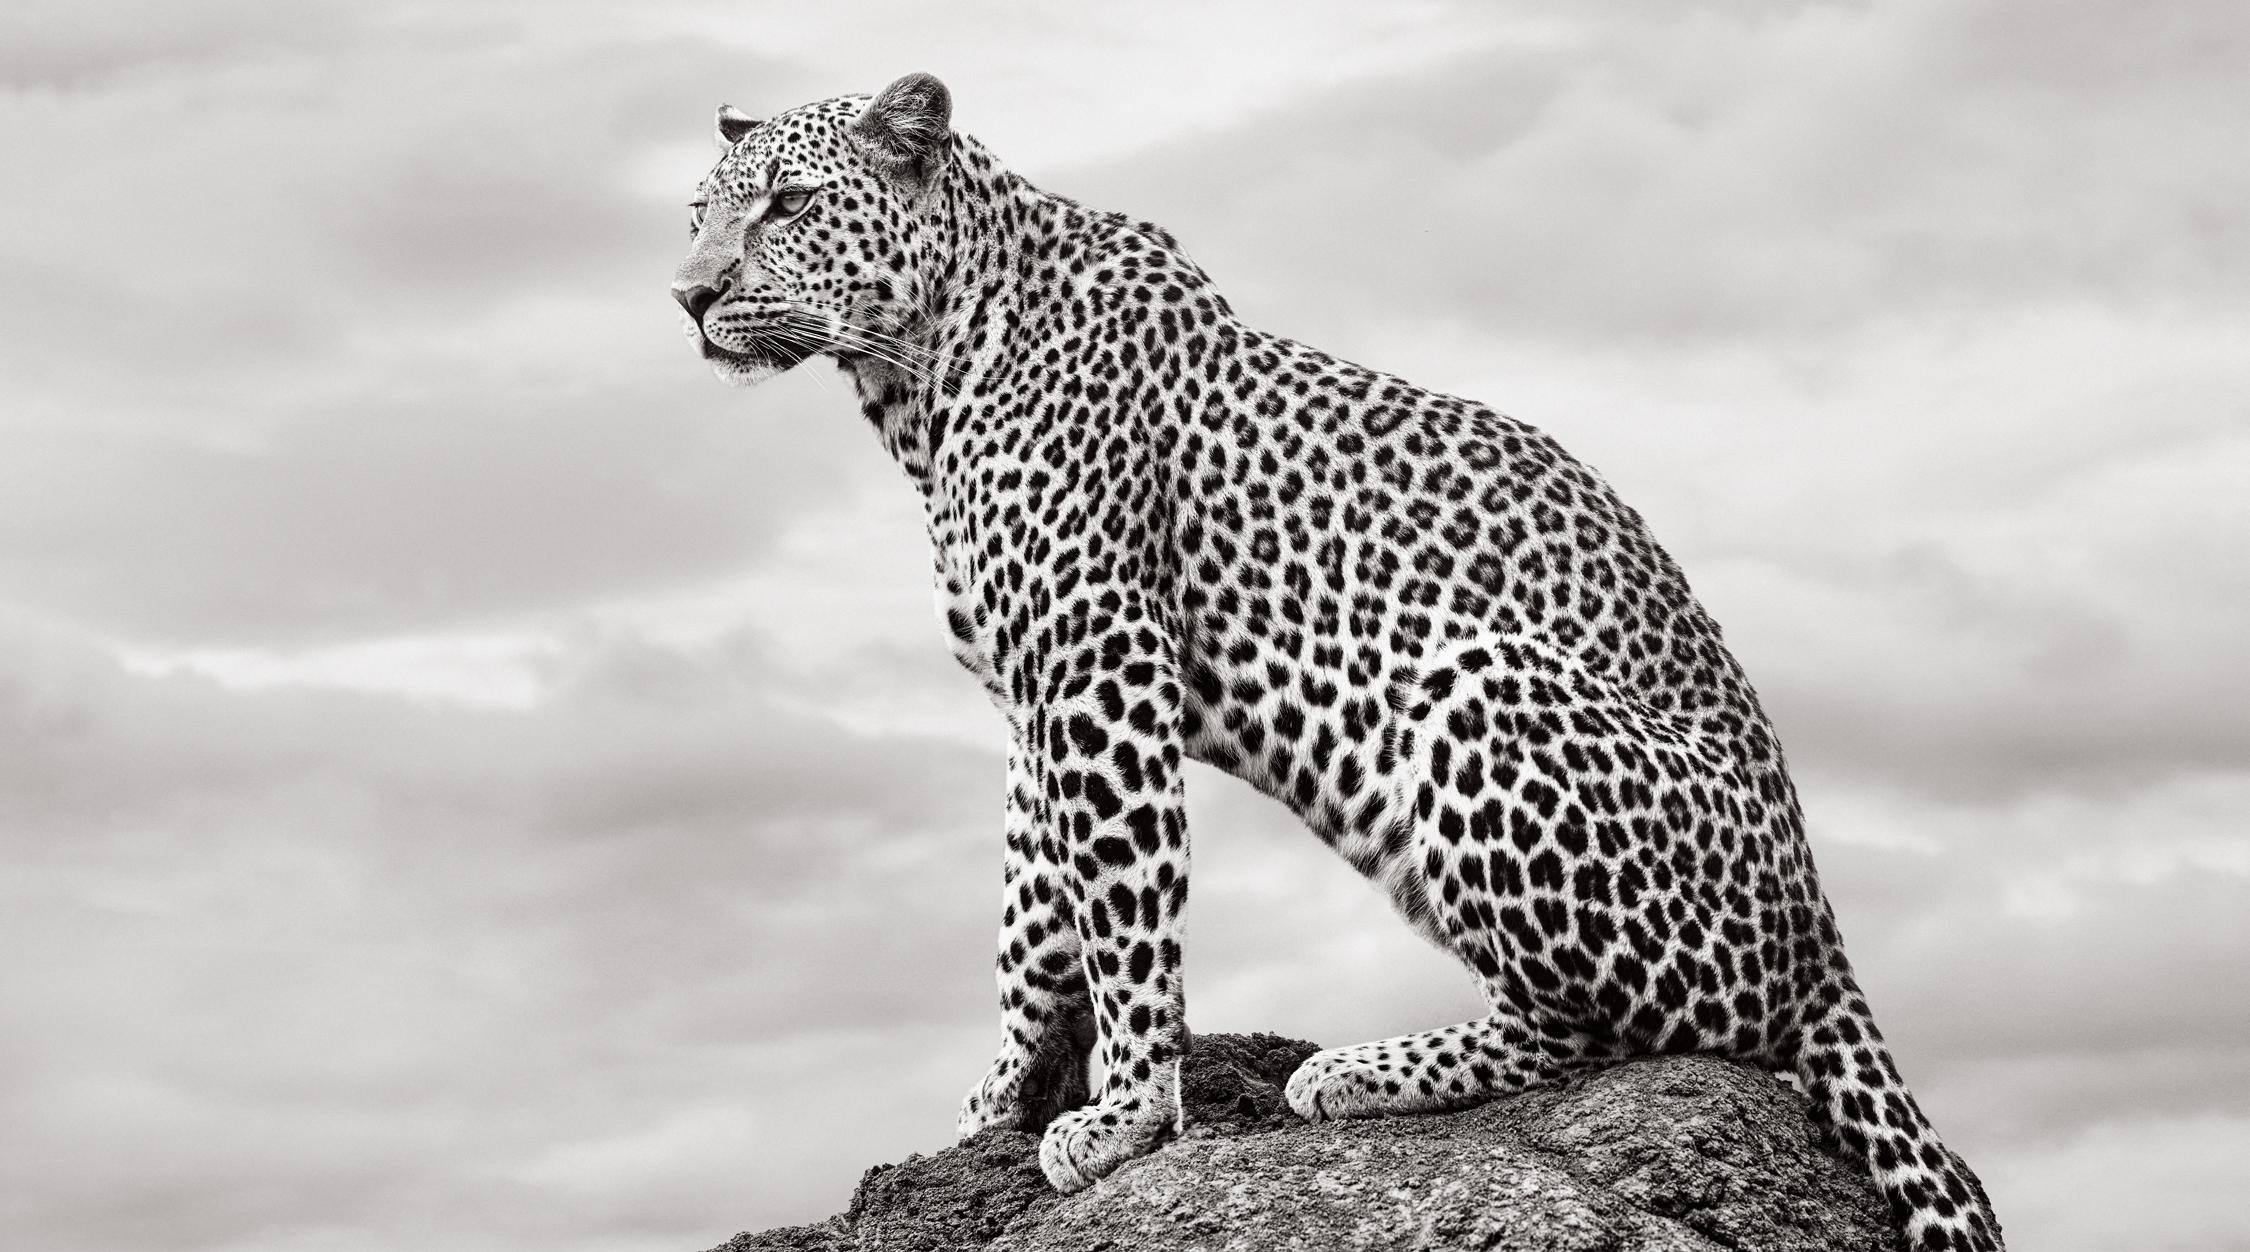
[0, 1, 354, 89]
[1825, 799, 2250, 1064]
[1064, 0, 2250, 350]
[0, 370, 885, 644]
[0, 609, 1007, 1251]
[0, 10, 813, 413]
[1982, 1115, 2250, 1252]
[0, 11, 855, 646]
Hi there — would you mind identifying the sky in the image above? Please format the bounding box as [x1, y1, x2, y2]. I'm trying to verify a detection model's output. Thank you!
[1, 1, 2246, 1249]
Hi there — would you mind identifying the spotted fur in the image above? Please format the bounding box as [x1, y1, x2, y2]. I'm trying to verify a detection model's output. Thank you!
[673, 74, 2003, 1250]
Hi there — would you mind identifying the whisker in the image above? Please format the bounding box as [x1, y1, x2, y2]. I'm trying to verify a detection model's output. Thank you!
[759, 302, 960, 391]
[827, 330, 943, 377]
[819, 327, 942, 386]
[787, 305, 950, 367]
[846, 326, 948, 365]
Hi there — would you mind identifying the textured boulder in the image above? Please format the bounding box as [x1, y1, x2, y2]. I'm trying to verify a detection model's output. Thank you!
[709, 1032, 1896, 1252]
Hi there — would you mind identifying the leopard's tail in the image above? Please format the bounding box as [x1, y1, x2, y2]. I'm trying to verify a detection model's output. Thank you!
[1789, 967, 2004, 1251]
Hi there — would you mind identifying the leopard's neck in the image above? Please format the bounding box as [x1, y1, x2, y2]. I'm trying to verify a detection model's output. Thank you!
[843, 136, 1254, 501]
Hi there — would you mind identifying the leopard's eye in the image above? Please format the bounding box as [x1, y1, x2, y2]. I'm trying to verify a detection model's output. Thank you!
[687, 199, 708, 238]
[772, 189, 812, 218]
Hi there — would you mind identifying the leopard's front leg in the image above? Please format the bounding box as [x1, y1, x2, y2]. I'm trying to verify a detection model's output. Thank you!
[958, 750, 1095, 1138]
[1023, 605, 1191, 1193]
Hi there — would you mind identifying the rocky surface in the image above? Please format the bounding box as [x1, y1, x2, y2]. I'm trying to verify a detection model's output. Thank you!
[707, 1032, 1896, 1252]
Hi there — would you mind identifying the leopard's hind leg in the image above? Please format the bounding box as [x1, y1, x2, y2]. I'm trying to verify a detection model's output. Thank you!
[1293, 637, 1753, 1120]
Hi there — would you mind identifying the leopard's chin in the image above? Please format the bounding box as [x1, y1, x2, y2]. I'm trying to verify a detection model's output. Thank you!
[700, 335, 817, 387]
[708, 353, 785, 387]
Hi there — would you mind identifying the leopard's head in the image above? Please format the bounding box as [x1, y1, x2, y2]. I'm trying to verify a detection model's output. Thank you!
[672, 73, 953, 386]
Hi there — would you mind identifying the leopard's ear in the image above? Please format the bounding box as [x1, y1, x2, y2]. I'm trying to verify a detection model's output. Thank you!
[714, 104, 760, 150]
[851, 72, 952, 186]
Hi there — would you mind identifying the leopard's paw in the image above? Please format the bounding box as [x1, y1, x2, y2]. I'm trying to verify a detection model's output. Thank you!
[957, 1067, 1027, 1138]
[1286, 1042, 1441, 1121]
[1287, 1023, 1545, 1122]
[957, 1044, 1091, 1140]
[1037, 1098, 1171, 1192]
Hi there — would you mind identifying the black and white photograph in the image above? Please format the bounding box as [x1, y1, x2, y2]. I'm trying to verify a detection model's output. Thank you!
[3, 3, 2246, 1250]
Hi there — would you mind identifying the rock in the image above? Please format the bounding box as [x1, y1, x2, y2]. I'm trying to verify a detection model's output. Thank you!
[706, 1032, 1896, 1252]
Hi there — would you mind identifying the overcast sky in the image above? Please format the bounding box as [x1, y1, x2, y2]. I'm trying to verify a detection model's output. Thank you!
[2, 2, 2246, 1249]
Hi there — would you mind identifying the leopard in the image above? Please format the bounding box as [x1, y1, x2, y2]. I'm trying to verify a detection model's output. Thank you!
[672, 73, 2004, 1250]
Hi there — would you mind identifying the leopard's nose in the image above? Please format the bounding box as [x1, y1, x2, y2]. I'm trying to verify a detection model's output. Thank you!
[673, 277, 729, 323]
